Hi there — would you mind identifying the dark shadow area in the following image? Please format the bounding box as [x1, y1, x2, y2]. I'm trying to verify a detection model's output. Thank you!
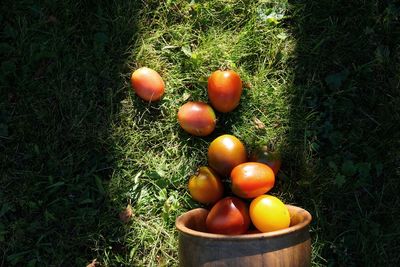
[286, 0, 400, 265]
[0, 0, 141, 265]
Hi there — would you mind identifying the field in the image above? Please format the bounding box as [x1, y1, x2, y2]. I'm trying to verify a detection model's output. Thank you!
[1, 0, 399, 266]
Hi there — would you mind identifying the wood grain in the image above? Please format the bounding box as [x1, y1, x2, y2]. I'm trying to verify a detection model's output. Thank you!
[176, 205, 312, 267]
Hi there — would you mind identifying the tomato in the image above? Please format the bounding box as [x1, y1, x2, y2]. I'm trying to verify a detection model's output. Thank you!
[178, 102, 216, 136]
[207, 134, 247, 177]
[249, 146, 282, 175]
[249, 195, 290, 233]
[208, 70, 243, 113]
[230, 162, 275, 199]
[188, 167, 224, 204]
[130, 67, 165, 102]
[206, 197, 250, 235]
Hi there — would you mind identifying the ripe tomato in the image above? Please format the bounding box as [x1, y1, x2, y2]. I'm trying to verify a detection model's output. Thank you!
[207, 134, 247, 177]
[249, 146, 282, 175]
[178, 102, 216, 136]
[230, 162, 275, 199]
[250, 195, 290, 233]
[206, 197, 250, 235]
[231, 162, 275, 198]
[130, 67, 165, 102]
[188, 167, 224, 205]
[208, 70, 243, 113]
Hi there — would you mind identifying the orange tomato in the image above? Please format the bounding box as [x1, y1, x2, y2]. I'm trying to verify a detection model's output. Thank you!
[206, 197, 250, 235]
[249, 195, 290, 233]
[208, 70, 243, 112]
[178, 102, 216, 136]
[188, 167, 224, 204]
[207, 134, 247, 177]
[130, 67, 165, 102]
[230, 162, 275, 199]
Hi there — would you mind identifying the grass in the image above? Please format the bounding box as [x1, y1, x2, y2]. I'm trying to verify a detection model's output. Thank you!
[1, 0, 399, 266]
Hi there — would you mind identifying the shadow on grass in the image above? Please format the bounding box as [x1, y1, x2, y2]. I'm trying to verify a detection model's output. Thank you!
[287, 0, 400, 265]
[0, 1, 142, 265]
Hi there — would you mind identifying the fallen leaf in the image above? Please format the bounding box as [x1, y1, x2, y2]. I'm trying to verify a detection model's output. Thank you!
[181, 92, 191, 102]
[86, 259, 98, 267]
[243, 82, 252, 89]
[253, 117, 265, 129]
[119, 204, 133, 223]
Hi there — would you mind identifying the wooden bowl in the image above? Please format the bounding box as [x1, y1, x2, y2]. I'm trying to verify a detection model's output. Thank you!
[175, 205, 312, 267]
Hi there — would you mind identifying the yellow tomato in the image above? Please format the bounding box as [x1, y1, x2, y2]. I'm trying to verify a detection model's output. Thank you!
[188, 167, 224, 204]
[249, 195, 290, 232]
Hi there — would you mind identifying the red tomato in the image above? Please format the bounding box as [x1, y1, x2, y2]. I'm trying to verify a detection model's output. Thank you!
[208, 70, 243, 112]
[206, 197, 250, 235]
[249, 146, 282, 175]
[130, 67, 165, 102]
[250, 195, 290, 232]
[188, 166, 224, 204]
[178, 102, 216, 136]
[207, 134, 247, 177]
[230, 162, 275, 199]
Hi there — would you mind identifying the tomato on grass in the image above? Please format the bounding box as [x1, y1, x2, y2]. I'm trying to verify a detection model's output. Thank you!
[131, 67, 165, 102]
[208, 70, 243, 113]
[178, 102, 216, 136]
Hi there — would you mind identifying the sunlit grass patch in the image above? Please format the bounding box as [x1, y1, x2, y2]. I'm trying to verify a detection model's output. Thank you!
[107, 0, 298, 265]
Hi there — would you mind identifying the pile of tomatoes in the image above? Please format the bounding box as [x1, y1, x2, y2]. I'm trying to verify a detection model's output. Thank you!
[189, 134, 288, 235]
[131, 67, 290, 235]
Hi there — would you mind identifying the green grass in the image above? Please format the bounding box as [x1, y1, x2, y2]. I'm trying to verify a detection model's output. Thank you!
[1, 0, 399, 266]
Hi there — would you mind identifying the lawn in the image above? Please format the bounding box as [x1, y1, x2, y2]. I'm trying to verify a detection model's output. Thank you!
[1, 0, 399, 266]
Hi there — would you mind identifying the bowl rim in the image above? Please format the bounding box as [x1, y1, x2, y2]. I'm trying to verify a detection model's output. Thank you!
[175, 205, 312, 240]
